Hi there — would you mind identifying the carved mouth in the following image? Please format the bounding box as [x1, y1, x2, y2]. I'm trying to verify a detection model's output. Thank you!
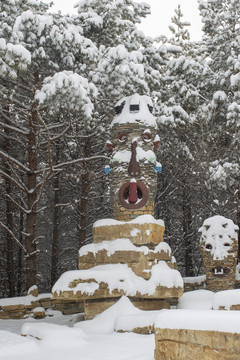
[210, 267, 230, 276]
[118, 180, 148, 209]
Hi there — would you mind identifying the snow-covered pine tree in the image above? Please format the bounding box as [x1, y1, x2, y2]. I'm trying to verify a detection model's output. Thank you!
[0, 0, 99, 294]
[198, 0, 240, 248]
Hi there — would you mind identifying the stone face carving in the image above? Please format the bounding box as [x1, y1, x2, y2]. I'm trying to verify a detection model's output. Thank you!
[199, 215, 239, 291]
[108, 94, 161, 221]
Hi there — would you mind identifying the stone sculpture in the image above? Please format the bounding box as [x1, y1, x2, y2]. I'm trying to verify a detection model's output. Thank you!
[52, 94, 183, 319]
[199, 215, 239, 291]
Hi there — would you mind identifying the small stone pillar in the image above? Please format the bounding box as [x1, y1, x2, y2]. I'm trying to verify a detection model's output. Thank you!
[199, 215, 239, 291]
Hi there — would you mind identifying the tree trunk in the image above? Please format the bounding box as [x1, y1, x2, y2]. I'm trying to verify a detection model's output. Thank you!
[182, 177, 194, 277]
[78, 139, 91, 249]
[51, 143, 60, 286]
[25, 107, 38, 290]
[4, 112, 15, 297]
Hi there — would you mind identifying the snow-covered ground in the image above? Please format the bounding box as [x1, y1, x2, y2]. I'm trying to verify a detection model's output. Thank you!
[1, 290, 240, 360]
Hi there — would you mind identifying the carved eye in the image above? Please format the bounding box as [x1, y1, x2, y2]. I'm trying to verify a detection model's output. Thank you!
[224, 243, 230, 247]
[205, 244, 212, 251]
[118, 133, 127, 143]
[143, 132, 152, 142]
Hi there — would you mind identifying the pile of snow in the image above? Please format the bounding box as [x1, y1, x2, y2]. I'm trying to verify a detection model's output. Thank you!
[183, 275, 206, 284]
[79, 238, 171, 257]
[52, 262, 183, 297]
[21, 323, 86, 347]
[213, 289, 240, 310]
[177, 290, 214, 310]
[0, 330, 37, 357]
[155, 309, 240, 333]
[111, 94, 157, 128]
[199, 215, 239, 260]
[178, 289, 240, 311]
[93, 214, 164, 228]
[0, 293, 51, 307]
[75, 296, 141, 334]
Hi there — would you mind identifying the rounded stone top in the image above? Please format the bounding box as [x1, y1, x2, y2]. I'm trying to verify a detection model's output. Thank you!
[111, 93, 157, 129]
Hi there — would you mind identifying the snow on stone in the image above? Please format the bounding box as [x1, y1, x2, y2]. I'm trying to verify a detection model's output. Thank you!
[74, 296, 142, 334]
[113, 147, 156, 164]
[183, 275, 206, 285]
[111, 94, 157, 128]
[0, 330, 37, 357]
[199, 215, 239, 260]
[155, 309, 240, 333]
[0, 293, 50, 307]
[52, 262, 182, 297]
[21, 323, 86, 347]
[79, 238, 171, 257]
[93, 214, 164, 228]
[177, 290, 214, 310]
[212, 289, 240, 310]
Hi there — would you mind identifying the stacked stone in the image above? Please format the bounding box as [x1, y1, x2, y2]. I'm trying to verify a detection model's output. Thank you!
[0, 295, 83, 319]
[52, 94, 183, 320]
[199, 215, 239, 291]
[111, 122, 157, 221]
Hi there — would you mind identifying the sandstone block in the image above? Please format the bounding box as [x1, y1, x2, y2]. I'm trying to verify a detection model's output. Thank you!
[155, 328, 240, 360]
[93, 221, 165, 247]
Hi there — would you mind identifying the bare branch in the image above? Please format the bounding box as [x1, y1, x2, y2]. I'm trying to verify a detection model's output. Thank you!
[34, 155, 109, 174]
[0, 121, 28, 136]
[0, 150, 31, 172]
[5, 194, 29, 214]
[0, 222, 28, 255]
[0, 169, 26, 192]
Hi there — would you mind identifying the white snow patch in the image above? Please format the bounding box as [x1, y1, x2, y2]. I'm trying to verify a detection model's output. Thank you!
[93, 215, 164, 228]
[52, 262, 182, 297]
[177, 290, 214, 310]
[155, 309, 240, 333]
[111, 94, 157, 128]
[199, 215, 238, 260]
[79, 238, 171, 257]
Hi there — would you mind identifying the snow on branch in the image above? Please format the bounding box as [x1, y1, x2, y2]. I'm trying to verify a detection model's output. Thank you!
[35, 71, 98, 118]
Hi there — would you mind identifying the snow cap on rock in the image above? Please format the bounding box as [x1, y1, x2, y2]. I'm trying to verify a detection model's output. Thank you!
[111, 94, 157, 129]
[199, 215, 239, 260]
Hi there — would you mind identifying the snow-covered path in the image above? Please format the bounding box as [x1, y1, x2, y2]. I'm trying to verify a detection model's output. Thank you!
[0, 312, 154, 360]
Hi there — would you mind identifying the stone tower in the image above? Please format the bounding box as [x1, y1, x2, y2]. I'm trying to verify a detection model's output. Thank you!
[52, 94, 183, 319]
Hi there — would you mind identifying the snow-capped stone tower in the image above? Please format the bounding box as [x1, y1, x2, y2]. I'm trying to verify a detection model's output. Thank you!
[108, 94, 161, 221]
[52, 95, 183, 320]
[199, 215, 239, 291]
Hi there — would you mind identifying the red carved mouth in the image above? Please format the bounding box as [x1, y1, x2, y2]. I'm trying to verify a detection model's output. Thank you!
[118, 180, 148, 209]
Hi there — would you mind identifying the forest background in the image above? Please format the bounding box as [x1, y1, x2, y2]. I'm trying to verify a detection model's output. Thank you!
[0, 0, 239, 298]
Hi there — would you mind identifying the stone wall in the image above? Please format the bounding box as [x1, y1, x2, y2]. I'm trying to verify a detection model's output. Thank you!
[0, 295, 83, 320]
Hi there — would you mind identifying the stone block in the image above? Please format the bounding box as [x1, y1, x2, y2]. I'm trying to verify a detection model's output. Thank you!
[93, 221, 165, 247]
[1, 304, 25, 311]
[155, 328, 240, 360]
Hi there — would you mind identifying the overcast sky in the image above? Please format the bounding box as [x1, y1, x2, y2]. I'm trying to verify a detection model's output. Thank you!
[45, 0, 203, 41]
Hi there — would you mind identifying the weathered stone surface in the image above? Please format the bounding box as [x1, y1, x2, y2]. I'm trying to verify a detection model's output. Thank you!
[93, 222, 165, 247]
[79, 249, 172, 279]
[155, 328, 240, 360]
